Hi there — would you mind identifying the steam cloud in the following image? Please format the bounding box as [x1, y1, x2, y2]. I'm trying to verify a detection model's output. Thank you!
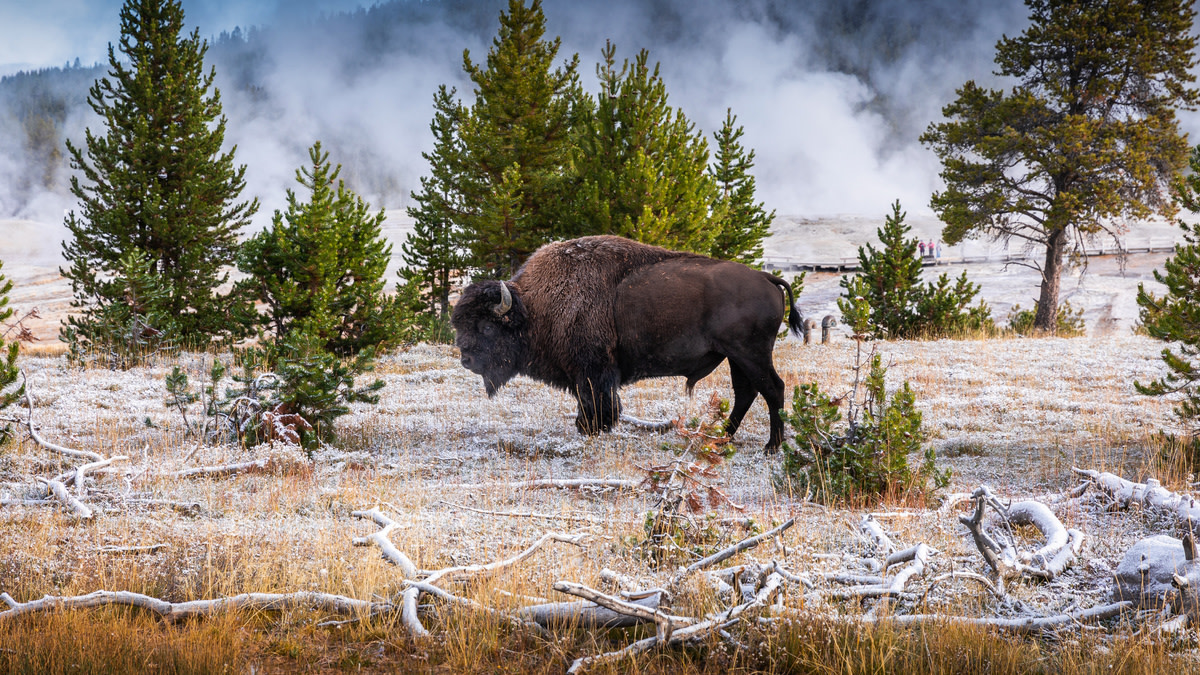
[10, 0, 1184, 243]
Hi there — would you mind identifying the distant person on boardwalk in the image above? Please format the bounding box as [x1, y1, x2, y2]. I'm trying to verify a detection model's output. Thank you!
[919, 241, 926, 257]
[936, 242, 942, 261]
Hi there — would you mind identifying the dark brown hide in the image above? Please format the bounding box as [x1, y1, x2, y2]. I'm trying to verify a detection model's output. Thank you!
[452, 236, 800, 450]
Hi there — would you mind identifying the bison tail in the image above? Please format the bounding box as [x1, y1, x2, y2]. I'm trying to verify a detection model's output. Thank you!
[769, 274, 804, 338]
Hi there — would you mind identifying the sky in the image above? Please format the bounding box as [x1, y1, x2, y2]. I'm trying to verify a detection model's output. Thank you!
[0, 0, 370, 75]
[2, 0, 1194, 230]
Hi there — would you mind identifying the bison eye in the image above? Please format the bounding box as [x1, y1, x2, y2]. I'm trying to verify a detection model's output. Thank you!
[480, 322, 497, 337]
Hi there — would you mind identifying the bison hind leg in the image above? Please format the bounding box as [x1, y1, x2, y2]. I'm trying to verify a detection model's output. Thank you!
[573, 372, 622, 436]
[726, 358, 786, 452]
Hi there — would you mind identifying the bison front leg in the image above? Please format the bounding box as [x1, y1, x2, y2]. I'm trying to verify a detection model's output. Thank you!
[573, 372, 622, 436]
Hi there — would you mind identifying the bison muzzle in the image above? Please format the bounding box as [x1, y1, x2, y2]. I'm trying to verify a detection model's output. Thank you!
[452, 235, 802, 450]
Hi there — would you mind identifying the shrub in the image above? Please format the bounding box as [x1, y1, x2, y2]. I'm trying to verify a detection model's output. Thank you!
[1007, 299, 1085, 337]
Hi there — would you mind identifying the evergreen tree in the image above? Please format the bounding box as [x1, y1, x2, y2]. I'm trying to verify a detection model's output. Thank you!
[238, 142, 402, 358]
[709, 108, 774, 266]
[922, 0, 1197, 333]
[62, 249, 180, 368]
[60, 0, 258, 350]
[458, 0, 580, 278]
[0, 260, 23, 445]
[839, 201, 991, 339]
[403, 85, 467, 318]
[570, 42, 716, 253]
[839, 202, 926, 337]
[1137, 145, 1200, 453]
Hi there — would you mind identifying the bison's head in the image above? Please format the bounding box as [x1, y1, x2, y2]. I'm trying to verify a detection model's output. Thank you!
[451, 280, 529, 397]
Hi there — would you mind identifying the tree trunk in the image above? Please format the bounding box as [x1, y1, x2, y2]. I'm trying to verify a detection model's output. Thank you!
[1033, 227, 1067, 333]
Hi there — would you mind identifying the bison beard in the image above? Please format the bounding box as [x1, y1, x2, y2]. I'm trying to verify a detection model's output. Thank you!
[452, 236, 802, 451]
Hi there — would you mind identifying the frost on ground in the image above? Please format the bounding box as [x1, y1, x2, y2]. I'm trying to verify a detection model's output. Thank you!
[0, 333, 1194, 659]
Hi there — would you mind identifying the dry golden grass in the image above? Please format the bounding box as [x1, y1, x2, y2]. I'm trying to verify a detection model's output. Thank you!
[2, 335, 1199, 673]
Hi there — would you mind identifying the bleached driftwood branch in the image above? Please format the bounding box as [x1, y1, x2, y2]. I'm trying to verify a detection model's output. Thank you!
[0, 590, 389, 623]
[446, 478, 639, 491]
[668, 518, 795, 590]
[351, 507, 418, 578]
[19, 372, 103, 463]
[60, 455, 128, 496]
[404, 580, 549, 637]
[38, 478, 93, 519]
[776, 600, 1132, 636]
[517, 591, 664, 629]
[437, 500, 638, 525]
[619, 414, 675, 432]
[566, 572, 784, 674]
[423, 532, 588, 585]
[99, 544, 170, 555]
[1073, 467, 1200, 539]
[959, 485, 1080, 581]
[554, 582, 689, 639]
[173, 458, 271, 479]
[859, 514, 897, 554]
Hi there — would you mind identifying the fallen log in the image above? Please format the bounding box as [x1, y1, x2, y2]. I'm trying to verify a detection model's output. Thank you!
[0, 590, 389, 623]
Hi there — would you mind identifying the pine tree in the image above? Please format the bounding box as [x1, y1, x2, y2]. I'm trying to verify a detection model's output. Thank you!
[1137, 145, 1200, 454]
[922, 0, 1197, 333]
[0, 260, 23, 444]
[709, 108, 774, 266]
[60, 0, 258, 350]
[839, 202, 926, 338]
[238, 142, 402, 358]
[458, 0, 580, 278]
[839, 201, 991, 339]
[403, 85, 467, 319]
[62, 249, 181, 368]
[570, 42, 716, 253]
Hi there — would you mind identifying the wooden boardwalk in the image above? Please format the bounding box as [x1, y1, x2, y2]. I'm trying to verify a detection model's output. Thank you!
[762, 244, 1177, 274]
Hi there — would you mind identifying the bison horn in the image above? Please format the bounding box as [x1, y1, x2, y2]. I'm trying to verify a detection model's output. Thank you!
[494, 282, 512, 316]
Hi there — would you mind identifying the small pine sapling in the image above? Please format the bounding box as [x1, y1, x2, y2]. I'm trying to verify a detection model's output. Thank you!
[777, 293, 949, 505]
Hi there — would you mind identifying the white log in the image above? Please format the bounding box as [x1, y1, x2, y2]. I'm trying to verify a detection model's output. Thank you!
[775, 601, 1132, 635]
[69, 455, 128, 497]
[669, 518, 795, 590]
[567, 572, 784, 674]
[0, 590, 388, 623]
[173, 458, 271, 479]
[860, 514, 897, 554]
[554, 581, 690, 640]
[517, 592, 662, 629]
[619, 414, 675, 432]
[99, 544, 170, 555]
[351, 507, 419, 578]
[405, 580, 549, 637]
[400, 586, 429, 638]
[19, 372, 103, 462]
[1073, 467, 1200, 541]
[437, 500, 636, 525]
[445, 478, 639, 491]
[38, 478, 93, 519]
[423, 532, 587, 586]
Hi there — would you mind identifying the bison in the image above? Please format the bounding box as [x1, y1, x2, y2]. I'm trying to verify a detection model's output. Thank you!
[452, 235, 802, 450]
